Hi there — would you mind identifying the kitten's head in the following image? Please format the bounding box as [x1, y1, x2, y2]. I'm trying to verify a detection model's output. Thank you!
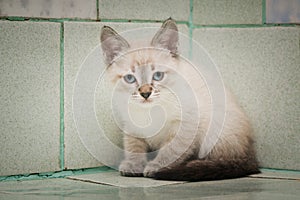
[100, 18, 179, 106]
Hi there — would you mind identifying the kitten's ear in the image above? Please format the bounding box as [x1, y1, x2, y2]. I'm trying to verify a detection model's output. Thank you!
[100, 26, 130, 65]
[151, 18, 178, 55]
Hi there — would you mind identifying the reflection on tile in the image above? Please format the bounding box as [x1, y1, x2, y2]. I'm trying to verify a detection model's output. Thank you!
[0, 0, 97, 19]
[159, 178, 300, 200]
[1, 173, 300, 199]
[0, 21, 60, 176]
[0, 178, 119, 199]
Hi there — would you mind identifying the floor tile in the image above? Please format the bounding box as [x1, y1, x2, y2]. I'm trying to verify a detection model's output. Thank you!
[0, 178, 119, 200]
[67, 171, 185, 188]
[250, 169, 300, 180]
[0, 172, 299, 200]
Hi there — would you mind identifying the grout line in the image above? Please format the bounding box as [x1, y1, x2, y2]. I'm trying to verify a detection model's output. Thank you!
[59, 22, 65, 171]
[96, 0, 100, 21]
[249, 176, 300, 181]
[261, 168, 300, 174]
[0, 16, 27, 21]
[262, 0, 267, 24]
[1, 167, 299, 182]
[192, 23, 299, 28]
[0, 16, 188, 24]
[189, 0, 194, 26]
[0, 16, 96, 22]
[66, 177, 117, 187]
[188, 0, 194, 59]
[0, 167, 114, 182]
[100, 18, 188, 24]
[1, 16, 298, 28]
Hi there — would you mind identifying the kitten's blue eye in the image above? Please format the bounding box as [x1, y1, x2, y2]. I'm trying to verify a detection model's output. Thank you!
[123, 74, 136, 84]
[153, 71, 164, 81]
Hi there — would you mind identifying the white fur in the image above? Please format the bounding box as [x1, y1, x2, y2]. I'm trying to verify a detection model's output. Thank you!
[101, 20, 254, 177]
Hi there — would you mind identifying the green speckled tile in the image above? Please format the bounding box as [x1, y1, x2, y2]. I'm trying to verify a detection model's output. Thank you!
[193, 0, 262, 25]
[193, 27, 300, 170]
[99, 0, 190, 21]
[0, 0, 97, 19]
[0, 21, 61, 176]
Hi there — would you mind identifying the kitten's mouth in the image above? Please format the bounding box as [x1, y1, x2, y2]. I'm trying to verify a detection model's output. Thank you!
[141, 99, 153, 103]
[131, 97, 154, 104]
[132, 92, 159, 104]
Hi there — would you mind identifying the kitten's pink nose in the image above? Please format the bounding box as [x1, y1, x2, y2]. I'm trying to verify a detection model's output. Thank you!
[139, 84, 152, 100]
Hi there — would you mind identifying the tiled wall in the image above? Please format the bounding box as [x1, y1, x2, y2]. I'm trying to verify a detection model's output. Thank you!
[0, 0, 299, 176]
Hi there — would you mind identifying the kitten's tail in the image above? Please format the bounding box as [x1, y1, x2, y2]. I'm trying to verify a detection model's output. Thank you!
[153, 157, 260, 181]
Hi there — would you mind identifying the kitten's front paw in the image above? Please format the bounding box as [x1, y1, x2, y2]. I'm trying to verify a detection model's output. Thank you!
[143, 161, 162, 178]
[119, 160, 145, 177]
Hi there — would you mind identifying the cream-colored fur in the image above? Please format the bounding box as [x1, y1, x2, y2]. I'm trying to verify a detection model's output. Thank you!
[100, 19, 259, 180]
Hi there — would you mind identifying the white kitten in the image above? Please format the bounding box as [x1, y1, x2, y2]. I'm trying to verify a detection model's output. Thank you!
[100, 18, 260, 181]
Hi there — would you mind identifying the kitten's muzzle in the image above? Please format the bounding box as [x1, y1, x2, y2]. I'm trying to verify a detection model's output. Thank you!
[139, 84, 153, 100]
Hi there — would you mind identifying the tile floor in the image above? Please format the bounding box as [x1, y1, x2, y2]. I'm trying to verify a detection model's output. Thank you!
[0, 170, 299, 200]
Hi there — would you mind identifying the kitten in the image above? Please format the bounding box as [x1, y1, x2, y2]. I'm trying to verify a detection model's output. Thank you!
[100, 18, 260, 181]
